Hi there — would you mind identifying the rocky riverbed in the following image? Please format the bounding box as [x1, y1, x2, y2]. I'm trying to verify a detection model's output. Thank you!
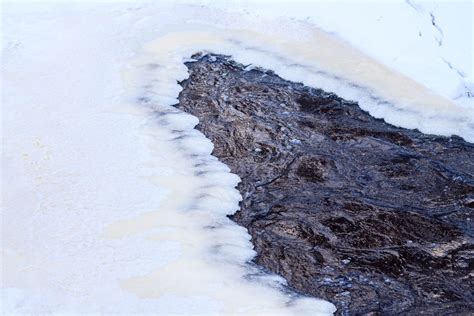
[176, 54, 474, 314]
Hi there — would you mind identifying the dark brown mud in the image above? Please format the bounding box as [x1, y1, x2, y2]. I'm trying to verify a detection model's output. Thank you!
[175, 54, 474, 315]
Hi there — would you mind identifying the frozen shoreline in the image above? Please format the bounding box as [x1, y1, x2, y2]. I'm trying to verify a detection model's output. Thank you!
[2, 1, 472, 314]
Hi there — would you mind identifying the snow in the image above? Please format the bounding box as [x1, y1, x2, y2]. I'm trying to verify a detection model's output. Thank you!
[1, 0, 472, 315]
[207, 0, 473, 108]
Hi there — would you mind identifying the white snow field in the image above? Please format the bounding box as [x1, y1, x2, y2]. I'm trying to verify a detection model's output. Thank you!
[1, 1, 473, 315]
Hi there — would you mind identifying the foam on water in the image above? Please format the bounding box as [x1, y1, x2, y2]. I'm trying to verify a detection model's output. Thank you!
[2, 1, 472, 315]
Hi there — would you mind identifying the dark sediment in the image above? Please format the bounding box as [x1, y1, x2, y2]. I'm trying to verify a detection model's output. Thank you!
[175, 54, 474, 315]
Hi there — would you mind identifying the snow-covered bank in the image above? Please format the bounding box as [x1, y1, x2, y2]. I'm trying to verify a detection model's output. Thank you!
[207, 0, 473, 109]
[1, 1, 472, 315]
[1, 3, 335, 314]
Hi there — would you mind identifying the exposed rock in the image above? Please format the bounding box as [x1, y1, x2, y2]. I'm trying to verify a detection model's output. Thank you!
[176, 54, 474, 314]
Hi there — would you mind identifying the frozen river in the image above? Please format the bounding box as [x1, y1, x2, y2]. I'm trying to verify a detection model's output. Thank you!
[1, 1, 472, 314]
